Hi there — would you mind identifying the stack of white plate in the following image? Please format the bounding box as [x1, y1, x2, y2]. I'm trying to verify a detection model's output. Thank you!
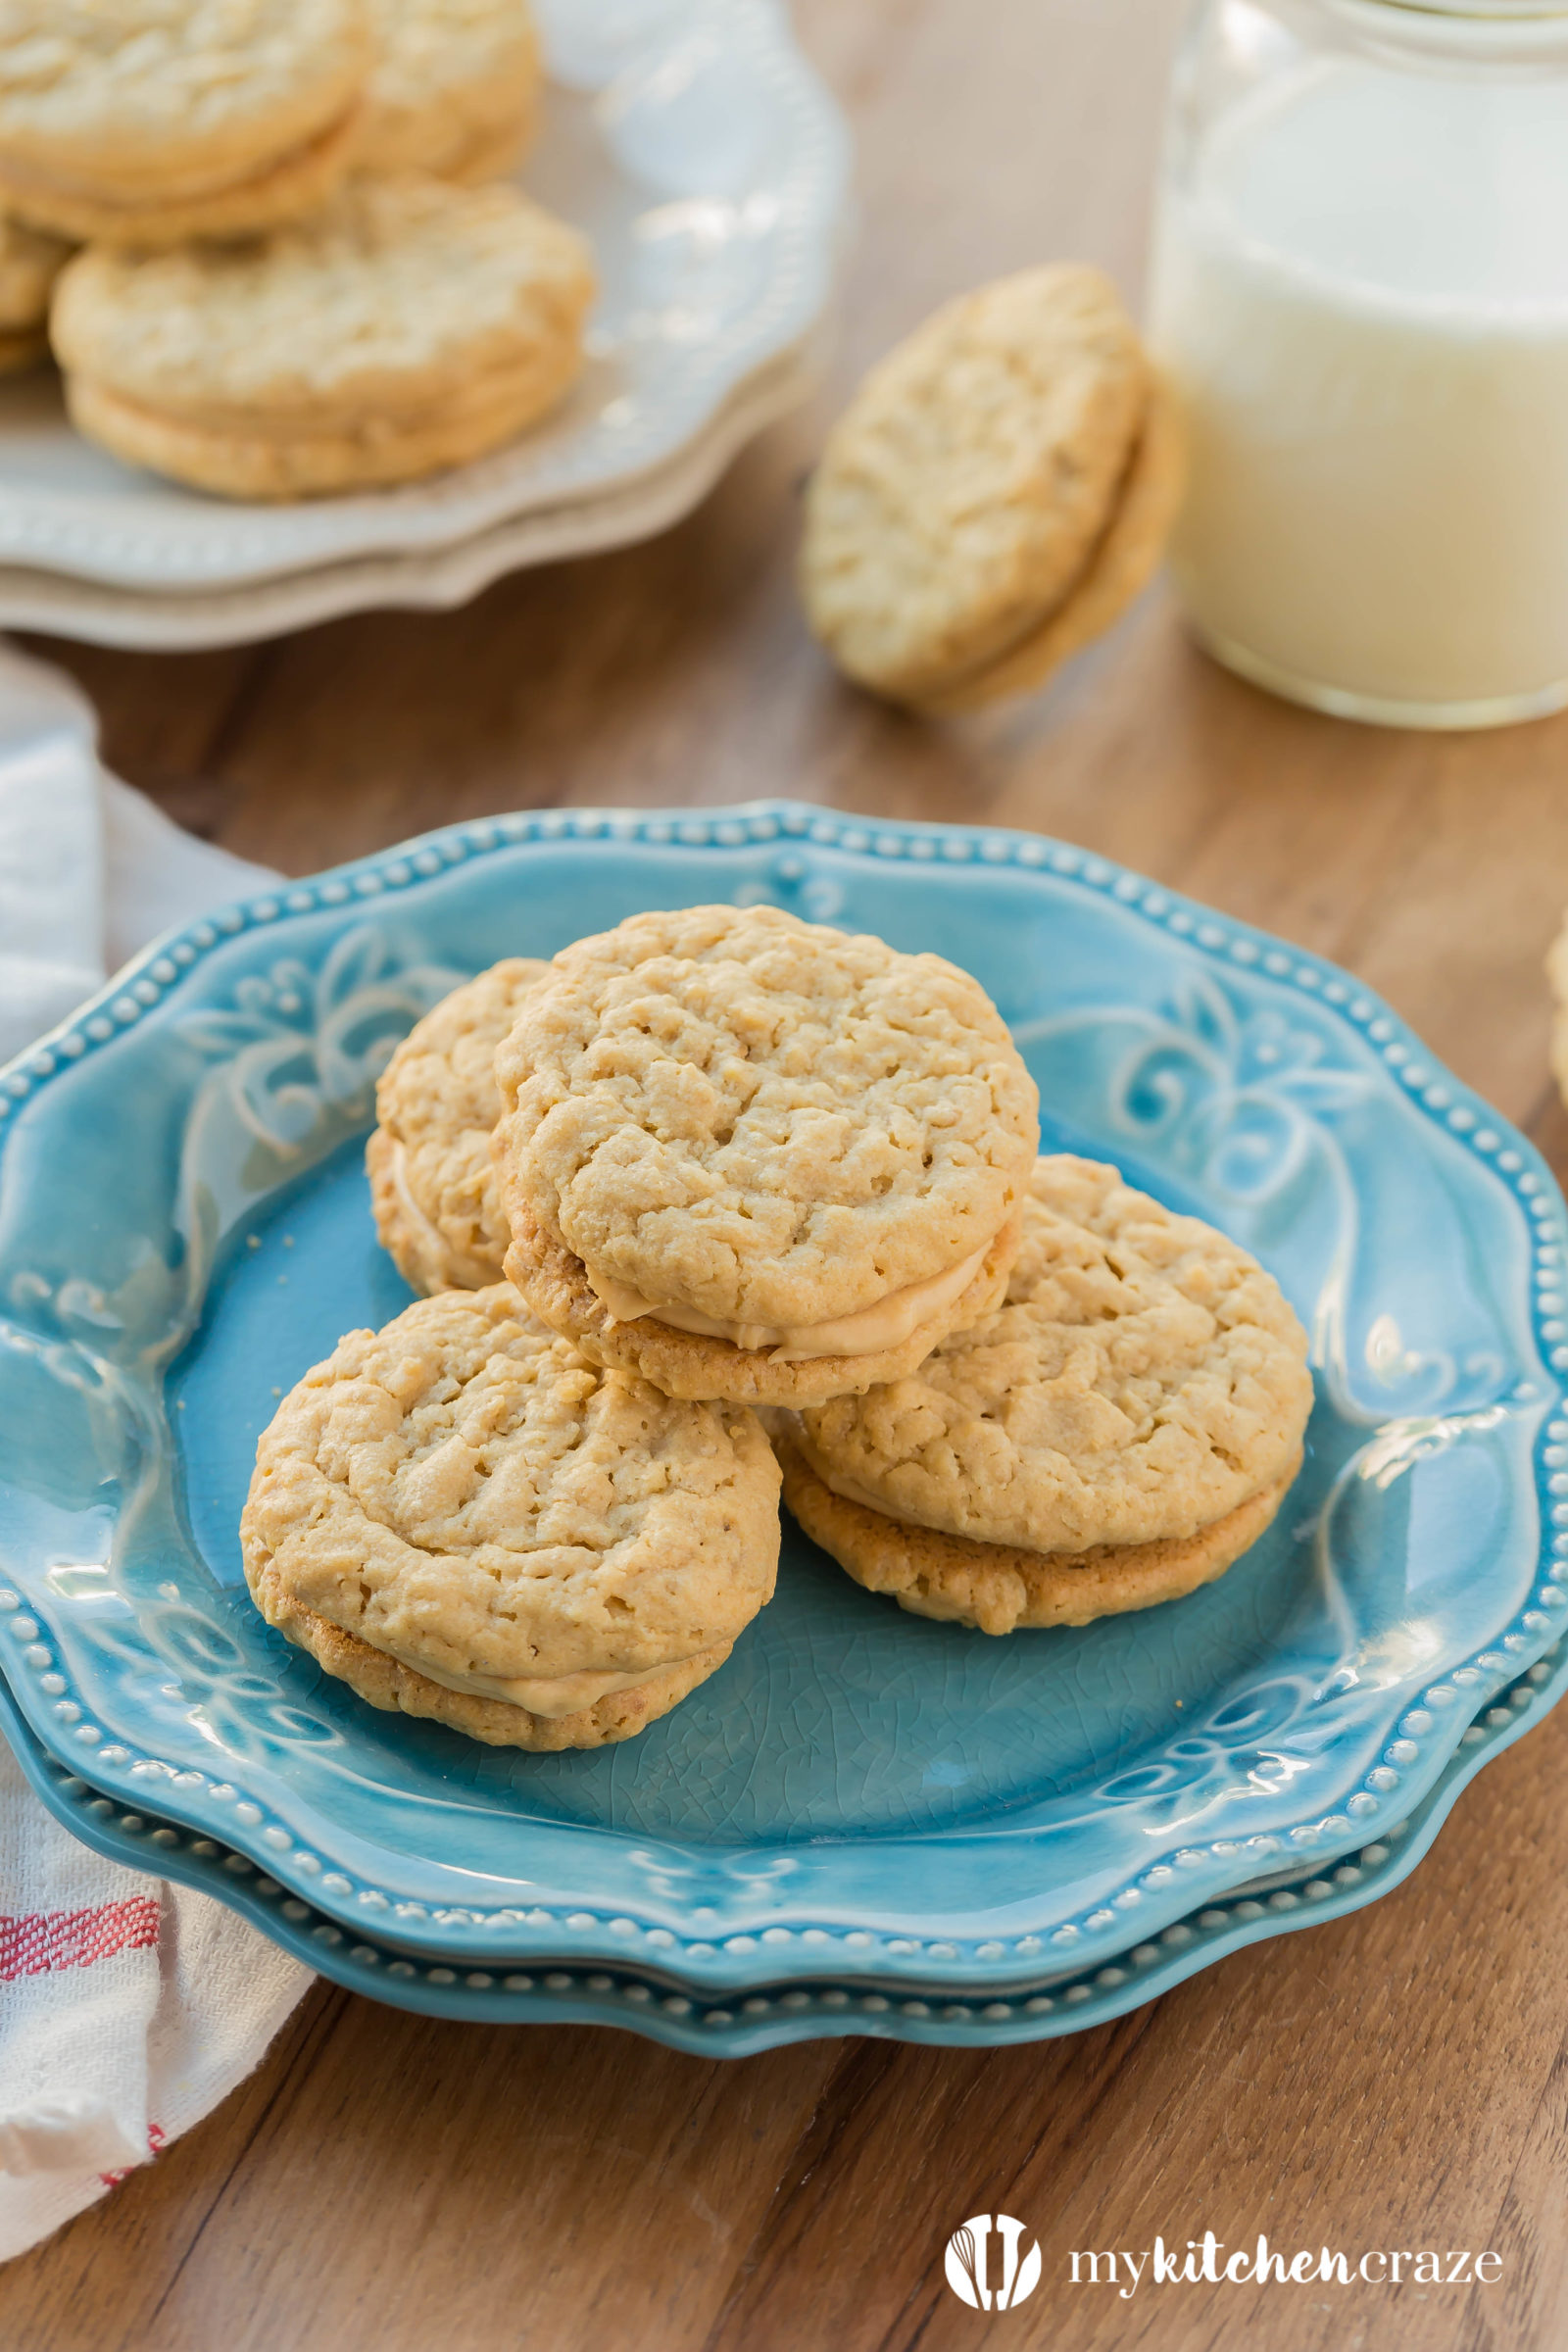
[0, 0, 848, 649]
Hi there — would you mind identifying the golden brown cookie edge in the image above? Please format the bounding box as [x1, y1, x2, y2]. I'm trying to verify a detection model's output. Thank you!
[914, 371, 1188, 714]
[799, 264, 1152, 703]
[248, 1550, 736, 1750]
[503, 1201, 1023, 1407]
[776, 1434, 1301, 1635]
[10, 103, 362, 249]
[366, 1125, 506, 1295]
[63, 332, 582, 498]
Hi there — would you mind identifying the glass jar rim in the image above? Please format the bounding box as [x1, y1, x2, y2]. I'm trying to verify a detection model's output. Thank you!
[1324, 0, 1568, 45]
[1351, 2, 1568, 15]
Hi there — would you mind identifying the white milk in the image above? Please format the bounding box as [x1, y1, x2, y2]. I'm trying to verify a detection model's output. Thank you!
[1150, 61, 1568, 723]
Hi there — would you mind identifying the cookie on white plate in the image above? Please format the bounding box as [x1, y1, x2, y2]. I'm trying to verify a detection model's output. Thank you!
[0, 0, 371, 246]
[358, 0, 542, 181]
[50, 175, 595, 497]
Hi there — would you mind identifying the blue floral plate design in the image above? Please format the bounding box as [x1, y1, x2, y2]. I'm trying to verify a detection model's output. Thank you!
[1, 1643, 1559, 2050]
[0, 802, 1565, 2002]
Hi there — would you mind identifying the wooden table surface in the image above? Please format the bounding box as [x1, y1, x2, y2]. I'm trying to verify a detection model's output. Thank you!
[6, 4, 1568, 2346]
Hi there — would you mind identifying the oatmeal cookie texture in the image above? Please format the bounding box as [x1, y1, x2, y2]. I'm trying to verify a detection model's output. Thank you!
[777, 1434, 1300, 1636]
[357, 0, 541, 180]
[240, 1287, 782, 1750]
[0, 0, 371, 245]
[504, 1195, 1021, 1408]
[51, 175, 595, 496]
[368, 956, 551, 1294]
[492, 903, 1040, 1340]
[801, 264, 1180, 710]
[915, 374, 1185, 715]
[791, 1154, 1312, 1555]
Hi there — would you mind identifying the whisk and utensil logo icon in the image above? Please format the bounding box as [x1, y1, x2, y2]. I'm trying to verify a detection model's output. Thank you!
[944, 2214, 1043, 2310]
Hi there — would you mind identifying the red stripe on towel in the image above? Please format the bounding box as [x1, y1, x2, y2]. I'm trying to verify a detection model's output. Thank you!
[0, 1898, 160, 1980]
[100, 2121, 166, 2189]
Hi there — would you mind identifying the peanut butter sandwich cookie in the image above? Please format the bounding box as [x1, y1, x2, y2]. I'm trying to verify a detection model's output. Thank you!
[800, 264, 1184, 711]
[775, 1154, 1312, 1633]
[368, 956, 552, 1295]
[52, 175, 593, 498]
[0, 213, 69, 371]
[241, 1286, 782, 1751]
[492, 904, 1041, 1408]
[357, 0, 541, 180]
[0, 0, 370, 248]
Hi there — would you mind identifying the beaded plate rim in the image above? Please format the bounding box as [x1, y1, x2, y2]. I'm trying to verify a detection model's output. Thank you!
[0, 800, 1565, 1985]
[1, 1639, 1557, 2051]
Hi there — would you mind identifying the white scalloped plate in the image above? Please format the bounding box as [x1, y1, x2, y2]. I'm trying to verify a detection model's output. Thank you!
[0, 0, 846, 592]
[0, 343, 813, 648]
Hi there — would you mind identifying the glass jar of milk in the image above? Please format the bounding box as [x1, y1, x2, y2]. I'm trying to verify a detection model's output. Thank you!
[1150, 1, 1568, 727]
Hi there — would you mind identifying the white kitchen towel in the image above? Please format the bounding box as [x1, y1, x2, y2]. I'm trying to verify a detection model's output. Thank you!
[0, 639, 314, 2259]
[0, 641, 283, 1059]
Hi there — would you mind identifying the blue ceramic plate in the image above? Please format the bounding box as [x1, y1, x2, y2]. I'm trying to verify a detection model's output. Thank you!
[2, 1641, 1559, 2050]
[0, 803, 1564, 2000]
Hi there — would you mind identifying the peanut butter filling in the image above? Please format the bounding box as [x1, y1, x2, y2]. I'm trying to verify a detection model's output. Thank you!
[584, 1237, 994, 1362]
[388, 1137, 447, 1254]
[385, 1137, 498, 1289]
[373, 1642, 679, 1720]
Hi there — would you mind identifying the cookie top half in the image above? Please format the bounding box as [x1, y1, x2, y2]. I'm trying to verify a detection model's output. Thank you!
[368, 956, 551, 1294]
[50, 175, 594, 426]
[793, 1155, 1312, 1553]
[492, 903, 1041, 1334]
[240, 1287, 781, 1698]
[358, 0, 540, 177]
[0, 0, 370, 194]
[800, 265, 1148, 701]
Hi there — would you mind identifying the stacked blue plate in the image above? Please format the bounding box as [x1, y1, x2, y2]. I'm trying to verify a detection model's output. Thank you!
[0, 803, 1562, 2051]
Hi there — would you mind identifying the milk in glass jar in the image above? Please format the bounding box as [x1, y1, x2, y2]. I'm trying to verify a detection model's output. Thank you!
[1150, 1, 1568, 727]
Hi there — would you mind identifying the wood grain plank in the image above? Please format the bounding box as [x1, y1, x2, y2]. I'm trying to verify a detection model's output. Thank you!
[1456, 2044, 1568, 2352]
[704, 1706, 1568, 2352]
[130, 2014, 842, 2352]
[0, 1984, 345, 2352]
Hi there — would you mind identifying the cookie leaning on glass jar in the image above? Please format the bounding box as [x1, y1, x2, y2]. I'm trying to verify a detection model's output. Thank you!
[799, 263, 1184, 712]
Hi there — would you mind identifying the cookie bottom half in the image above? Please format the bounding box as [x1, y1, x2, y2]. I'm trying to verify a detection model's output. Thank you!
[355, 76, 540, 184]
[250, 1561, 734, 1751]
[440, 119, 536, 184]
[65, 339, 581, 499]
[503, 1203, 1023, 1409]
[776, 1436, 1300, 1635]
[1, 106, 361, 250]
